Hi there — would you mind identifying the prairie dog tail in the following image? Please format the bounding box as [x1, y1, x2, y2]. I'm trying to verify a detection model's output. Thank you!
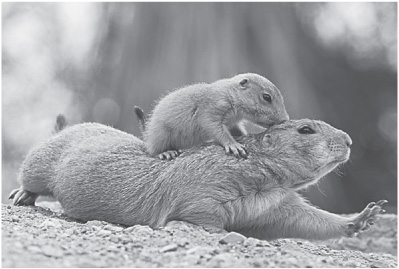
[55, 114, 68, 133]
[134, 106, 147, 134]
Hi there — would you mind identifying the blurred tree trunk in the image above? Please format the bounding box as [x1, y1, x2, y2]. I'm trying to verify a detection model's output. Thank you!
[87, 3, 321, 132]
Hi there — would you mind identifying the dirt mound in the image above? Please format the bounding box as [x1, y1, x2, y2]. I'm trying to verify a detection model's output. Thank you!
[2, 203, 397, 267]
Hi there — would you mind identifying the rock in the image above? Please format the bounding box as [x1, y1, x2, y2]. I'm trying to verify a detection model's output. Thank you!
[219, 232, 246, 244]
[186, 246, 216, 256]
[123, 226, 135, 233]
[127, 225, 153, 235]
[244, 237, 270, 247]
[97, 230, 112, 237]
[62, 228, 75, 237]
[164, 221, 194, 232]
[13, 241, 23, 249]
[121, 235, 133, 244]
[109, 235, 120, 243]
[11, 216, 19, 223]
[175, 238, 189, 247]
[86, 220, 105, 227]
[107, 246, 120, 253]
[104, 224, 124, 232]
[41, 245, 64, 257]
[26, 245, 42, 253]
[159, 244, 179, 253]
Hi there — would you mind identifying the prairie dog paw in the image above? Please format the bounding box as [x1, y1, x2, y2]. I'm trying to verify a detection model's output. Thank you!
[9, 187, 38, 206]
[224, 143, 248, 158]
[345, 200, 387, 237]
[159, 150, 181, 160]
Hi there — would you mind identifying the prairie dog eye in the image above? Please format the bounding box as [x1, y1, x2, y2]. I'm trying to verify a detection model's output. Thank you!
[262, 93, 272, 103]
[239, 79, 248, 87]
[298, 126, 315, 134]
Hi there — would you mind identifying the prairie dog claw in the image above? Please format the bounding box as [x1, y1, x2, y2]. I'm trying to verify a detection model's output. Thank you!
[9, 188, 38, 206]
[345, 200, 387, 237]
[224, 143, 248, 158]
[8, 188, 20, 200]
[159, 150, 180, 160]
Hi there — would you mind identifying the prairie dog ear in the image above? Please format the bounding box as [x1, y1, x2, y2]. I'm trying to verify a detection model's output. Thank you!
[255, 132, 272, 145]
[263, 134, 273, 146]
[239, 78, 249, 88]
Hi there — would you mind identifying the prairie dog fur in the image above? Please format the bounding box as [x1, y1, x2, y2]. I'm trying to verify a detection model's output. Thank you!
[10, 118, 386, 240]
[144, 73, 289, 159]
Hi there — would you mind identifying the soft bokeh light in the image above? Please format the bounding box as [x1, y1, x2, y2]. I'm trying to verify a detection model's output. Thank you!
[56, 3, 101, 71]
[296, 2, 397, 71]
[2, 2, 98, 199]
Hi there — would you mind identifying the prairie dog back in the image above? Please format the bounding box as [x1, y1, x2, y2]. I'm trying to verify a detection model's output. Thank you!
[144, 73, 289, 159]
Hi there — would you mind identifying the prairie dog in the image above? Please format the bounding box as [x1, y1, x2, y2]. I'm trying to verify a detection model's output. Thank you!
[144, 73, 289, 160]
[10, 118, 387, 240]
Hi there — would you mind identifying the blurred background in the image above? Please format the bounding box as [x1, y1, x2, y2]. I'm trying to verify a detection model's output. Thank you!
[2, 3, 397, 213]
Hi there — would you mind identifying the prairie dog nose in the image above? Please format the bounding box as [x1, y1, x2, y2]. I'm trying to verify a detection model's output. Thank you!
[344, 133, 352, 147]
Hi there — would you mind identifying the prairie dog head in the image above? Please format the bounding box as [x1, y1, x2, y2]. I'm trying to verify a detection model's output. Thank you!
[248, 119, 352, 190]
[226, 73, 290, 127]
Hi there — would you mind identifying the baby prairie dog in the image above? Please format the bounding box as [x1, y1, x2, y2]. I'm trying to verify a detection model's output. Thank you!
[10, 118, 387, 240]
[145, 73, 289, 160]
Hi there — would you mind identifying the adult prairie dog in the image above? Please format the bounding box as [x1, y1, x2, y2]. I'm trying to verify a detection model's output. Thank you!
[10, 118, 387, 240]
[144, 73, 289, 160]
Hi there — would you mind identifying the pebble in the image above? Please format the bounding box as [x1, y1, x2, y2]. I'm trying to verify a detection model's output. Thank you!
[104, 224, 124, 232]
[13, 241, 23, 249]
[87, 220, 105, 227]
[11, 216, 19, 223]
[128, 225, 153, 235]
[165, 221, 193, 232]
[121, 236, 133, 244]
[123, 226, 135, 233]
[107, 246, 120, 253]
[159, 244, 178, 253]
[26, 245, 42, 253]
[109, 235, 120, 243]
[219, 232, 246, 244]
[284, 257, 298, 265]
[41, 245, 64, 257]
[176, 238, 189, 247]
[62, 228, 75, 237]
[186, 246, 216, 256]
[97, 230, 112, 237]
[203, 254, 213, 260]
[244, 237, 270, 247]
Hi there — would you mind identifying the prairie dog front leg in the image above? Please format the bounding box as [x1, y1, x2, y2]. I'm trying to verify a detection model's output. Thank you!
[238, 192, 386, 241]
[201, 115, 247, 158]
[229, 121, 248, 137]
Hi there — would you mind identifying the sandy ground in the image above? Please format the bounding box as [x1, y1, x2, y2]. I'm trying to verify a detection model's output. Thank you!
[2, 201, 397, 268]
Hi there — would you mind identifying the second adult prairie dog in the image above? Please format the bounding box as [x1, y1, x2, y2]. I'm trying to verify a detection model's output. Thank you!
[10, 117, 387, 240]
[144, 73, 289, 160]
